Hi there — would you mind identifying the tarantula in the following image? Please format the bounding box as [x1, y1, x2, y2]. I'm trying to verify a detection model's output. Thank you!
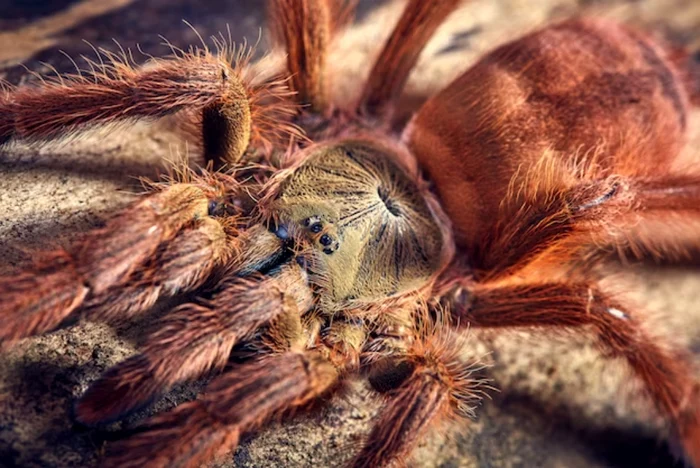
[2, 0, 700, 466]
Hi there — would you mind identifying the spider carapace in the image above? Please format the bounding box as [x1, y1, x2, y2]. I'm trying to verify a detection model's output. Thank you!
[1, 0, 700, 467]
[270, 140, 446, 304]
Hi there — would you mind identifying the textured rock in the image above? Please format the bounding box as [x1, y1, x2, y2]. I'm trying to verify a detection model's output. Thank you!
[1, 1, 700, 467]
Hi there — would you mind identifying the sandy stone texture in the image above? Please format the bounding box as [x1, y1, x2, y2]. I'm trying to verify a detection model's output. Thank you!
[1, 0, 700, 467]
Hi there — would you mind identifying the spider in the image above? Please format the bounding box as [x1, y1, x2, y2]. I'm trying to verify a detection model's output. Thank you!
[1, 0, 700, 467]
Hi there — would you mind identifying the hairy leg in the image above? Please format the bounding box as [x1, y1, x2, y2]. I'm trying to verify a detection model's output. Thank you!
[0, 51, 263, 166]
[267, 0, 354, 112]
[79, 217, 231, 322]
[74, 263, 312, 425]
[446, 280, 700, 465]
[352, 331, 487, 468]
[80, 221, 289, 323]
[102, 349, 340, 468]
[358, 0, 461, 116]
[472, 176, 623, 279]
[613, 176, 700, 260]
[472, 174, 700, 280]
[0, 183, 228, 347]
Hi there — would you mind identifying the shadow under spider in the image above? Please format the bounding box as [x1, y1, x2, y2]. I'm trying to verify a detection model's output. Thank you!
[0, 356, 208, 466]
[0, 147, 165, 183]
[487, 391, 684, 468]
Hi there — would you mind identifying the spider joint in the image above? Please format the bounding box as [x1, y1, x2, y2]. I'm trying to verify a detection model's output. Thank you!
[576, 181, 621, 212]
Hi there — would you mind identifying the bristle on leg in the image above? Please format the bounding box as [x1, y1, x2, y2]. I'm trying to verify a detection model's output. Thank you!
[102, 351, 339, 468]
[0, 184, 215, 348]
[354, 329, 490, 468]
[0, 44, 300, 166]
[75, 264, 311, 425]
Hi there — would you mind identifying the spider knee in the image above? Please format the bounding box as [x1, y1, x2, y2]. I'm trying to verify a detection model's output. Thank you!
[367, 358, 416, 393]
[201, 62, 252, 167]
[575, 180, 622, 212]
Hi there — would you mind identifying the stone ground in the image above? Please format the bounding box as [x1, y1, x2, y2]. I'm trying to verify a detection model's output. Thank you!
[1, 0, 700, 467]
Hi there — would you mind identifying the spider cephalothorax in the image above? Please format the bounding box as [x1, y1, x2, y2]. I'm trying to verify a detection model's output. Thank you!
[1, 0, 700, 467]
[266, 138, 448, 307]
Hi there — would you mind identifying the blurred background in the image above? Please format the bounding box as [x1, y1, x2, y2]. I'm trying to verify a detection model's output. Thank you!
[1, 1, 700, 467]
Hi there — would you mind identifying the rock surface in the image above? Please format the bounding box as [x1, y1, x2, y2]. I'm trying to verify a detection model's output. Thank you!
[1, 0, 700, 467]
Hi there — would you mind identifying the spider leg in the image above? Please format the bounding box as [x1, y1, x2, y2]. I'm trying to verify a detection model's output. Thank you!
[446, 280, 700, 466]
[606, 175, 700, 260]
[267, 0, 356, 112]
[80, 216, 231, 322]
[472, 176, 623, 278]
[473, 175, 700, 280]
[0, 52, 257, 166]
[0, 184, 224, 347]
[351, 330, 487, 468]
[74, 263, 312, 426]
[358, 0, 461, 117]
[78, 219, 284, 323]
[101, 351, 340, 468]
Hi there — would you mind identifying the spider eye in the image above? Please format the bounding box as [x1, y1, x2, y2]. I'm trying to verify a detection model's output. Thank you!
[319, 234, 332, 246]
[208, 200, 223, 216]
[274, 224, 289, 240]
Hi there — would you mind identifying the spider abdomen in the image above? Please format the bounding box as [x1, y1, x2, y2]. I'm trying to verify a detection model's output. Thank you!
[406, 18, 689, 250]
